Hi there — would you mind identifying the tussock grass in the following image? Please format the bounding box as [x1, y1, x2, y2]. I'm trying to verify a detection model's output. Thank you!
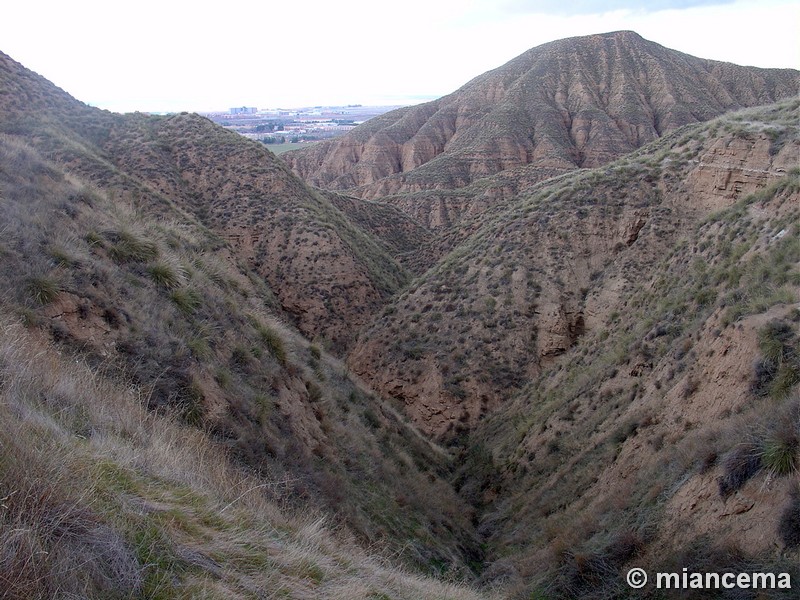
[107, 229, 159, 263]
[170, 287, 202, 314]
[255, 321, 287, 365]
[147, 261, 185, 289]
[25, 274, 60, 304]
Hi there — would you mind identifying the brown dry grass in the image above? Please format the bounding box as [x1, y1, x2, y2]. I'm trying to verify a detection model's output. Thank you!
[0, 313, 494, 599]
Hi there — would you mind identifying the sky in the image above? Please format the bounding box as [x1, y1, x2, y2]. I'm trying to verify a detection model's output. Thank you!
[1, 0, 798, 113]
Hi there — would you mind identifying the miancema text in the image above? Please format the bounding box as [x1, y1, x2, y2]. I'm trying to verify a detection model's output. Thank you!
[657, 569, 791, 590]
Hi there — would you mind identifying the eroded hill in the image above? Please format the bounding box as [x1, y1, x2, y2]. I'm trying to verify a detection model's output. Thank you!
[0, 50, 486, 595]
[1, 35, 799, 600]
[284, 31, 799, 228]
[0, 50, 425, 352]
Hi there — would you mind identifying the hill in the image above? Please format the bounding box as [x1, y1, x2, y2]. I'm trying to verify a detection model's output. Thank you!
[2, 36, 800, 600]
[347, 99, 799, 434]
[0, 50, 425, 352]
[283, 31, 799, 228]
[347, 100, 800, 596]
[0, 50, 487, 596]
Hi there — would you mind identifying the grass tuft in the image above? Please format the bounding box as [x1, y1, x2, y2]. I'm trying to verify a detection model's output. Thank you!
[761, 437, 798, 476]
[257, 323, 287, 365]
[26, 275, 60, 304]
[109, 230, 159, 263]
[170, 288, 202, 315]
[148, 262, 183, 289]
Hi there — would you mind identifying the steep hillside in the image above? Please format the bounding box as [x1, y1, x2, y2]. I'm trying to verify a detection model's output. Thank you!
[471, 166, 800, 599]
[347, 101, 800, 437]
[2, 37, 799, 600]
[101, 112, 415, 352]
[347, 100, 800, 596]
[0, 311, 495, 600]
[0, 50, 420, 352]
[284, 31, 799, 226]
[0, 51, 484, 585]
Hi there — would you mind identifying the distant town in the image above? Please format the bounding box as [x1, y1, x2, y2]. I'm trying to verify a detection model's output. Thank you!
[201, 104, 404, 153]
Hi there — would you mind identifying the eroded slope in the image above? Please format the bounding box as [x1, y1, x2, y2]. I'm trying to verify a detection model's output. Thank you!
[347, 102, 800, 440]
[285, 31, 799, 229]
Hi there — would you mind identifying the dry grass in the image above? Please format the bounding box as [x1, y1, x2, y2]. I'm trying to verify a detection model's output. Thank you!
[0, 313, 494, 599]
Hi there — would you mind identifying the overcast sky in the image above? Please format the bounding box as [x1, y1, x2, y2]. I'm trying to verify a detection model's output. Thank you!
[2, 0, 798, 113]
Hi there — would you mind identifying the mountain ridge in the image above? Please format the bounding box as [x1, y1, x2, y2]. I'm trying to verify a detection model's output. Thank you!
[284, 31, 799, 227]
